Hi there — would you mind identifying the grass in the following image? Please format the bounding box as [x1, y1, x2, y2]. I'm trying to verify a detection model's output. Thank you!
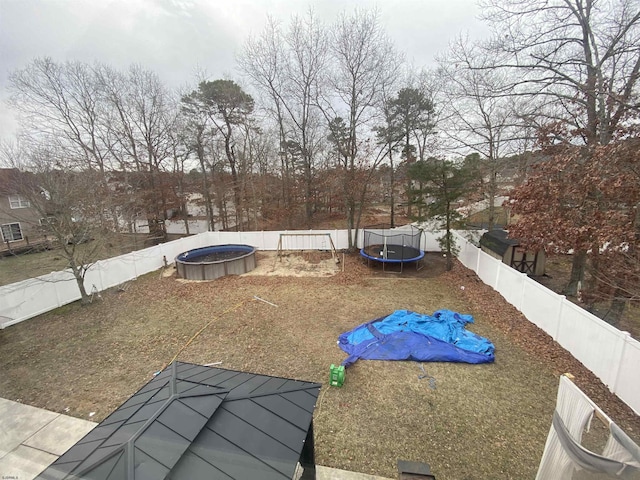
[0, 252, 638, 479]
[465, 206, 510, 227]
[0, 234, 151, 286]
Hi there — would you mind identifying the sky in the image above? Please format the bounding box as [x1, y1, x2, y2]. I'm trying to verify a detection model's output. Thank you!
[0, 0, 490, 139]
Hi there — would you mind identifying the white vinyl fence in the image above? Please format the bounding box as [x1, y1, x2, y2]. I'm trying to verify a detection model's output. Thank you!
[0, 228, 443, 329]
[453, 231, 640, 415]
[0, 230, 344, 328]
[1, 228, 637, 414]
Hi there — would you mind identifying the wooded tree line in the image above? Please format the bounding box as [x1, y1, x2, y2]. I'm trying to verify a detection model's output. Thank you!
[2, 2, 640, 319]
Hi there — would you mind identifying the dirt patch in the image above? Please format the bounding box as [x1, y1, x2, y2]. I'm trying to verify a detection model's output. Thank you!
[0, 253, 638, 479]
[243, 250, 341, 277]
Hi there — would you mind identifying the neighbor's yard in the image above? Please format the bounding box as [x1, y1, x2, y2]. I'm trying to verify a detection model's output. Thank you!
[0, 233, 152, 286]
[0, 252, 638, 479]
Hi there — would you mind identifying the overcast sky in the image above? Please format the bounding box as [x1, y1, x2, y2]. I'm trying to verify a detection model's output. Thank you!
[0, 0, 489, 139]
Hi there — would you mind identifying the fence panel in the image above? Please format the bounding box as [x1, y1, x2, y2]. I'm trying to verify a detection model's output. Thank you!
[223, 231, 255, 249]
[453, 233, 479, 270]
[614, 337, 640, 414]
[160, 236, 190, 261]
[519, 280, 564, 335]
[476, 251, 502, 288]
[129, 245, 164, 275]
[256, 231, 273, 248]
[453, 238, 640, 414]
[1, 276, 66, 327]
[495, 264, 526, 311]
[96, 256, 138, 289]
[423, 231, 442, 252]
[555, 300, 627, 388]
[204, 231, 222, 246]
[51, 271, 82, 306]
[201, 230, 346, 251]
[274, 231, 339, 251]
[82, 263, 105, 293]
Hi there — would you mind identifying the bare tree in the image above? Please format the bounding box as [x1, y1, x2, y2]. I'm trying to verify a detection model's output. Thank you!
[322, 9, 401, 248]
[483, 0, 640, 146]
[283, 12, 328, 227]
[481, 0, 640, 293]
[239, 18, 295, 224]
[8, 58, 119, 230]
[98, 65, 178, 240]
[439, 38, 527, 230]
[240, 11, 328, 227]
[1, 142, 107, 305]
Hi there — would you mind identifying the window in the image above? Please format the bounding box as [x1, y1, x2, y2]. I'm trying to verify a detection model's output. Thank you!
[8, 195, 30, 209]
[1, 223, 23, 242]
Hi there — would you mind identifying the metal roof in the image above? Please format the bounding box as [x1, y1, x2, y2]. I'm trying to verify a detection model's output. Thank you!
[479, 229, 520, 257]
[36, 362, 321, 480]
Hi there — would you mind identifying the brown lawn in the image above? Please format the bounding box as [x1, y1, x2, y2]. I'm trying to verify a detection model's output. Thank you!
[0, 252, 638, 479]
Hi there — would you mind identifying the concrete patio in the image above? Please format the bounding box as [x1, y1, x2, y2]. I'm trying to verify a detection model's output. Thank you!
[0, 397, 392, 480]
[0, 398, 96, 479]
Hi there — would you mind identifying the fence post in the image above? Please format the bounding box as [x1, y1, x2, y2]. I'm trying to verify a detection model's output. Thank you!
[554, 296, 566, 341]
[132, 251, 139, 279]
[609, 331, 631, 394]
[53, 274, 62, 308]
[519, 275, 527, 313]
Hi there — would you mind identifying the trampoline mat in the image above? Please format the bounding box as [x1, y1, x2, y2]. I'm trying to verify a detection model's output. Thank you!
[361, 244, 424, 262]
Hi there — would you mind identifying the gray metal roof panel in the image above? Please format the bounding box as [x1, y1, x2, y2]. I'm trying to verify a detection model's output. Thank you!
[36, 362, 321, 480]
[171, 428, 291, 480]
[480, 229, 519, 256]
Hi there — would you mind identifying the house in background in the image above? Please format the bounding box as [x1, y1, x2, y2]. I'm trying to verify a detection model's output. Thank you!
[0, 168, 44, 248]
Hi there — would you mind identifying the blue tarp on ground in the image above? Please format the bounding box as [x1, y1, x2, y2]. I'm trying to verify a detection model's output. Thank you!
[338, 309, 495, 367]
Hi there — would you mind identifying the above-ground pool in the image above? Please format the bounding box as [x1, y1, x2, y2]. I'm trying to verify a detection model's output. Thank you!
[175, 244, 257, 280]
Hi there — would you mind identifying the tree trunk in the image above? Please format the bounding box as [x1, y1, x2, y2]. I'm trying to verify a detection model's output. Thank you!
[75, 273, 90, 306]
[183, 214, 190, 236]
[604, 291, 626, 326]
[67, 258, 90, 305]
[565, 250, 587, 296]
[406, 179, 413, 219]
[305, 159, 313, 229]
[405, 131, 413, 218]
[389, 149, 395, 228]
[487, 170, 497, 231]
[346, 200, 356, 250]
[197, 147, 215, 231]
[445, 201, 453, 271]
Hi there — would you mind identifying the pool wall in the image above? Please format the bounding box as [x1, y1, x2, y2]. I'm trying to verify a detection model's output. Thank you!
[175, 244, 257, 280]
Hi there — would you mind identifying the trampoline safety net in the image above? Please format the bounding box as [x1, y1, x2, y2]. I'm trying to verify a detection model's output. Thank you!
[361, 224, 424, 262]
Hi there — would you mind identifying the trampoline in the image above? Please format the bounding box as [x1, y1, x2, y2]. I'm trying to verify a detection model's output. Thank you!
[360, 224, 425, 272]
